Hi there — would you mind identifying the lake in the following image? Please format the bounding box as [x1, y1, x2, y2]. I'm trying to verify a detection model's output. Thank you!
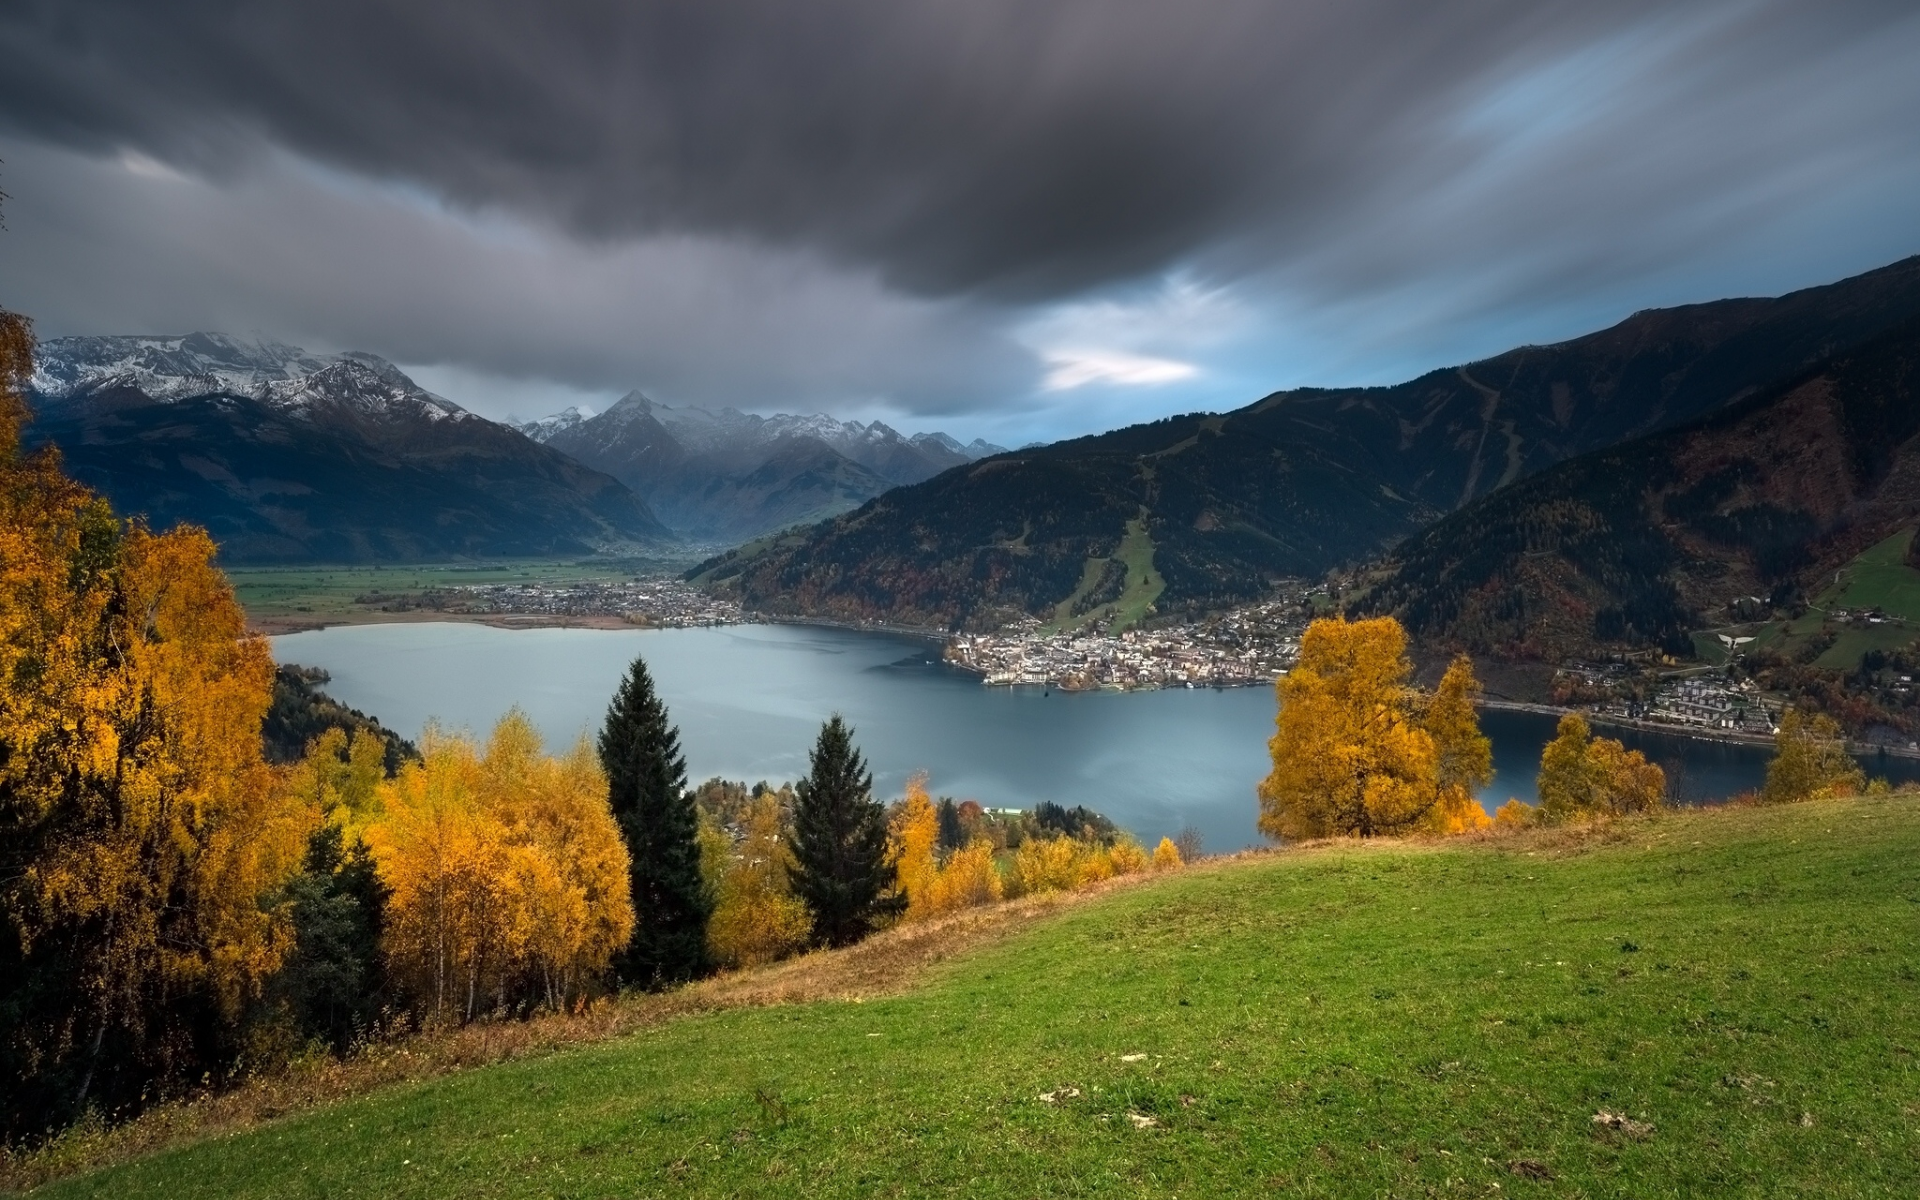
[270, 621, 1920, 852]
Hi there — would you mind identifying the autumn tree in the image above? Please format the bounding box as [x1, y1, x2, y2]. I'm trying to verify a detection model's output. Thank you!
[1762, 709, 1865, 804]
[1010, 835, 1082, 895]
[888, 772, 940, 922]
[1, 308, 310, 1132]
[923, 840, 1003, 914]
[372, 715, 632, 1023]
[1536, 714, 1666, 821]
[598, 654, 710, 988]
[1152, 837, 1184, 870]
[707, 792, 812, 968]
[1424, 655, 1495, 832]
[1107, 837, 1150, 876]
[1258, 617, 1494, 840]
[1493, 799, 1539, 830]
[791, 716, 902, 946]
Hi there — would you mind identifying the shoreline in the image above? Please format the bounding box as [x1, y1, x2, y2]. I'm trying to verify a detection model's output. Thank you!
[1479, 697, 1920, 761]
[250, 611, 1918, 762]
[252, 610, 672, 636]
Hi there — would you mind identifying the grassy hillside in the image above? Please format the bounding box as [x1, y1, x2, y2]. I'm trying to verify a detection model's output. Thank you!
[22, 799, 1920, 1198]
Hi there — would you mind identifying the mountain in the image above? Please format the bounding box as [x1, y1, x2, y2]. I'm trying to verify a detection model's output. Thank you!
[525, 391, 1006, 541]
[27, 333, 674, 562]
[1359, 313, 1920, 662]
[693, 256, 1920, 631]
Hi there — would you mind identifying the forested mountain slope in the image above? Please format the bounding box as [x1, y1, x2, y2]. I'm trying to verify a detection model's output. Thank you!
[1360, 314, 1920, 660]
[698, 256, 1920, 630]
[28, 335, 673, 561]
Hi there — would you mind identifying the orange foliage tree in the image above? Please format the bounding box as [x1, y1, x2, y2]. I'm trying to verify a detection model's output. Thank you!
[1, 310, 308, 1125]
[1761, 709, 1865, 804]
[1536, 714, 1666, 821]
[887, 771, 940, 922]
[370, 714, 632, 1023]
[1152, 837, 1184, 869]
[706, 791, 813, 968]
[923, 839, 1004, 914]
[1258, 618, 1493, 840]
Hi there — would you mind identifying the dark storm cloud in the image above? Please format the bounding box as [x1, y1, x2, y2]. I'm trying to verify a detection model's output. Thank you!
[0, 0, 1916, 434]
[11, 0, 1900, 300]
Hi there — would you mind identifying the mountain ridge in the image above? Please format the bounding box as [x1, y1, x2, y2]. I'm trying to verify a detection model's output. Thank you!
[1358, 311, 1920, 662]
[27, 335, 675, 561]
[527, 391, 1006, 541]
[696, 255, 1920, 631]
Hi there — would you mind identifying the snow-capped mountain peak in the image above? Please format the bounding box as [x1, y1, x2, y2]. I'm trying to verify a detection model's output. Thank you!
[30, 333, 474, 424]
[517, 405, 592, 442]
[524, 395, 1003, 467]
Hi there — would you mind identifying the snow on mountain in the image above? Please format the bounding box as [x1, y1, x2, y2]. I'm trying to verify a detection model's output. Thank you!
[517, 406, 592, 443]
[31, 333, 473, 424]
[529, 390, 1003, 470]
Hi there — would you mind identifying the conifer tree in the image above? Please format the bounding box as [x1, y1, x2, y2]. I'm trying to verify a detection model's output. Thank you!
[935, 796, 965, 853]
[791, 716, 903, 946]
[598, 655, 711, 987]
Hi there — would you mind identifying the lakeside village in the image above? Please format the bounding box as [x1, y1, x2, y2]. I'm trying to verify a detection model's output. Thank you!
[373, 574, 1864, 746]
[362, 576, 744, 627]
[944, 596, 1308, 690]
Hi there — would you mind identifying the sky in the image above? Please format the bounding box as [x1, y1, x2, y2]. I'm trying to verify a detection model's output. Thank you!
[2, 0, 1918, 446]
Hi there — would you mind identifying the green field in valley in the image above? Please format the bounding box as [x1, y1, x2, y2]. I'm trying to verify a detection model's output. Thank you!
[1822, 530, 1920, 621]
[23, 797, 1920, 1199]
[1693, 529, 1920, 670]
[225, 558, 693, 622]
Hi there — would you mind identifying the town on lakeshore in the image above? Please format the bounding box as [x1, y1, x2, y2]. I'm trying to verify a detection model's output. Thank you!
[944, 594, 1309, 690]
[361, 576, 743, 627]
[337, 570, 1907, 752]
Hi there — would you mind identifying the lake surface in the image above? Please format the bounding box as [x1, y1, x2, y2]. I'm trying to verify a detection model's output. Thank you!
[272, 622, 1920, 852]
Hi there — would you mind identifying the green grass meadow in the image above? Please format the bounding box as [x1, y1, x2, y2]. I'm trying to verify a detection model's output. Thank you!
[1694, 529, 1920, 670]
[1823, 530, 1920, 621]
[225, 560, 680, 621]
[27, 798, 1920, 1199]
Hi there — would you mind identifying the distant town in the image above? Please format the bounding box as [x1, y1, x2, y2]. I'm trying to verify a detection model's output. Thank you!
[944, 594, 1312, 690]
[364, 577, 743, 627]
[357, 572, 1904, 750]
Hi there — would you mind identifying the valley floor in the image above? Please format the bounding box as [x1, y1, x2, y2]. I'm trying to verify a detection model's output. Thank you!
[18, 799, 1920, 1198]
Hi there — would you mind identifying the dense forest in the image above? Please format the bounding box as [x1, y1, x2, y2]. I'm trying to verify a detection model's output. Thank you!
[1361, 315, 1920, 661]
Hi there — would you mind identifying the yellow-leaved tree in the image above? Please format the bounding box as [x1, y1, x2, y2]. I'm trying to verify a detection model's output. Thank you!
[1010, 835, 1084, 895]
[285, 725, 387, 837]
[1536, 714, 1666, 821]
[887, 771, 940, 923]
[1152, 837, 1184, 869]
[1, 309, 310, 1126]
[1761, 709, 1864, 804]
[707, 791, 812, 968]
[923, 839, 1004, 914]
[1258, 618, 1493, 839]
[1423, 655, 1495, 833]
[370, 714, 632, 1023]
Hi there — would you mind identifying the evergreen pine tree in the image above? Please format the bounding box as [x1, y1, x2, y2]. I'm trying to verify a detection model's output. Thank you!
[598, 655, 711, 987]
[935, 796, 965, 853]
[790, 716, 903, 947]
